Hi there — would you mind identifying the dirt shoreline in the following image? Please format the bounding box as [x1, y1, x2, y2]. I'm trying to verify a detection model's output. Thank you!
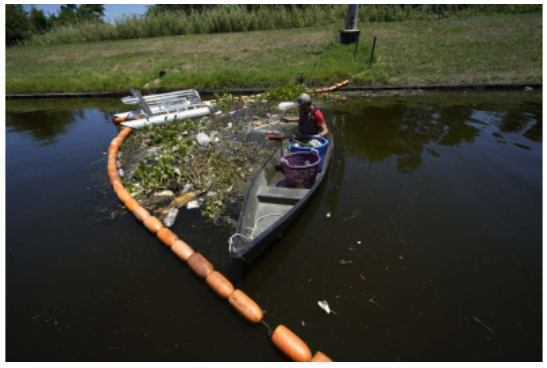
[5, 83, 542, 100]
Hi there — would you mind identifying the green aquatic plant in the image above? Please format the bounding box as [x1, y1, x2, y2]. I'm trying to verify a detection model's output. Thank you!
[129, 118, 203, 194]
[214, 92, 237, 110]
[202, 199, 224, 219]
[265, 83, 307, 102]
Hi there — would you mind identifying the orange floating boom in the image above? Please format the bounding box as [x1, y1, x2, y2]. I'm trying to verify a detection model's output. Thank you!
[271, 325, 313, 362]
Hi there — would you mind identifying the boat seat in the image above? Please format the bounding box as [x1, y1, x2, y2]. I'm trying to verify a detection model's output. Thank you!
[257, 186, 308, 205]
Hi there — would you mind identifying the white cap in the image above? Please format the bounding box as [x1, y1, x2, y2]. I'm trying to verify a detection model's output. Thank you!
[297, 93, 311, 105]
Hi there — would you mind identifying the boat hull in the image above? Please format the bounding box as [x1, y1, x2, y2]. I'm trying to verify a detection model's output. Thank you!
[230, 133, 333, 263]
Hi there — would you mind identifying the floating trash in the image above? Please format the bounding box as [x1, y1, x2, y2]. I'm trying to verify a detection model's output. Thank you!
[278, 102, 297, 111]
[181, 183, 193, 195]
[154, 190, 175, 197]
[170, 192, 197, 208]
[187, 200, 200, 210]
[163, 207, 179, 228]
[196, 133, 211, 146]
[318, 300, 335, 315]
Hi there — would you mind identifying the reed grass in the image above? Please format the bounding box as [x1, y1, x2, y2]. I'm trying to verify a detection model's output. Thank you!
[24, 4, 541, 47]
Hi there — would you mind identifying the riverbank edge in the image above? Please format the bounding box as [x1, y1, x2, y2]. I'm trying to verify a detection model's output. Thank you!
[6, 83, 542, 100]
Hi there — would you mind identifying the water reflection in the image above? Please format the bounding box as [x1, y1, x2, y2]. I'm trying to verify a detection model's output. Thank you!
[330, 92, 541, 173]
[6, 99, 124, 145]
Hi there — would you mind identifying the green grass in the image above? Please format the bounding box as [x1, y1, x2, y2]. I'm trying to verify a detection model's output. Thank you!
[6, 14, 542, 94]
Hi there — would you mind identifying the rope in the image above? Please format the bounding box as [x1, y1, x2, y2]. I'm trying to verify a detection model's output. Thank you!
[228, 213, 283, 253]
[260, 320, 274, 337]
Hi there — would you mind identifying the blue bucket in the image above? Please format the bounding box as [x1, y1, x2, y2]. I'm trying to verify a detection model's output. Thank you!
[289, 137, 329, 172]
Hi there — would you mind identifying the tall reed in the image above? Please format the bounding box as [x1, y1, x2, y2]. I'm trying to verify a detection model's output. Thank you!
[25, 4, 541, 46]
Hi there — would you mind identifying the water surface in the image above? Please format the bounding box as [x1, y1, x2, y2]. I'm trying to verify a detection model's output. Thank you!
[6, 91, 542, 361]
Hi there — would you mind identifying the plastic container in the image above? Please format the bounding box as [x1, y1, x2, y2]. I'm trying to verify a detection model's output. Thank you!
[163, 207, 179, 228]
[289, 137, 329, 172]
[281, 151, 321, 189]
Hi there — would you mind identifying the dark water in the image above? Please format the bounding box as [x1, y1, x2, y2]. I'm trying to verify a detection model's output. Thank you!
[6, 92, 542, 361]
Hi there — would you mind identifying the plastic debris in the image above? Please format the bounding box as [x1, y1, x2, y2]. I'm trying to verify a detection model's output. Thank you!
[181, 183, 193, 195]
[196, 133, 211, 146]
[155, 190, 175, 197]
[318, 300, 335, 315]
[170, 192, 197, 208]
[278, 102, 297, 111]
[163, 207, 179, 228]
[326, 212, 331, 218]
[187, 200, 200, 210]
[214, 111, 223, 116]
[117, 151, 123, 159]
[308, 139, 323, 147]
[357, 241, 362, 245]
[116, 160, 122, 169]
[339, 259, 353, 265]
[118, 169, 124, 178]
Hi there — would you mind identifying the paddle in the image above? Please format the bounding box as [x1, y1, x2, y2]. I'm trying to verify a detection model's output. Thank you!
[265, 135, 290, 140]
[265, 134, 314, 141]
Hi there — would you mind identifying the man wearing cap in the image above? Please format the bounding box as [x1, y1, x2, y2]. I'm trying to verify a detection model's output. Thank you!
[282, 93, 329, 138]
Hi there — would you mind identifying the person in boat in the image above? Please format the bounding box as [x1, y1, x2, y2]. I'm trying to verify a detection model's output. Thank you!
[282, 93, 329, 138]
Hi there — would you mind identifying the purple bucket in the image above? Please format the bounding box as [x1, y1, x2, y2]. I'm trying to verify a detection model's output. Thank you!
[280, 151, 321, 189]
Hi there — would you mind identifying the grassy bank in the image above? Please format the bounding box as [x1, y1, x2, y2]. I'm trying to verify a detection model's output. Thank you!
[6, 14, 542, 94]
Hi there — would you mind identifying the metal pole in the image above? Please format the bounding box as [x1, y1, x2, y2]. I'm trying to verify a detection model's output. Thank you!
[345, 5, 359, 30]
[341, 5, 360, 44]
[353, 32, 360, 60]
[369, 36, 377, 67]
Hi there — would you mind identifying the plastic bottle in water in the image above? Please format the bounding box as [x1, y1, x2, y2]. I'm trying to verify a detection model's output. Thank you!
[164, 207, 179, 228]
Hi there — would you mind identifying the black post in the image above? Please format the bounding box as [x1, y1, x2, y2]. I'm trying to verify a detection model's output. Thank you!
[369, 36, 377, 67]
[340, 4, 360, 44]
[353, 32, 360, 60]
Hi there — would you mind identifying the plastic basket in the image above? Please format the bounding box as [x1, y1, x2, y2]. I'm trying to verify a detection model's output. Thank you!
[289, 137, 329, 172]
[281, 151, 321, 189]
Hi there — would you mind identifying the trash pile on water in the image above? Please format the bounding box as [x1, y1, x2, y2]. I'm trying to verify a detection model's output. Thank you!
[118, 98, 298, 227]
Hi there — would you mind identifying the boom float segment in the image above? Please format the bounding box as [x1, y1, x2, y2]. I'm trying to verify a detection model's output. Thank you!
[207, 79, 349, 104]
